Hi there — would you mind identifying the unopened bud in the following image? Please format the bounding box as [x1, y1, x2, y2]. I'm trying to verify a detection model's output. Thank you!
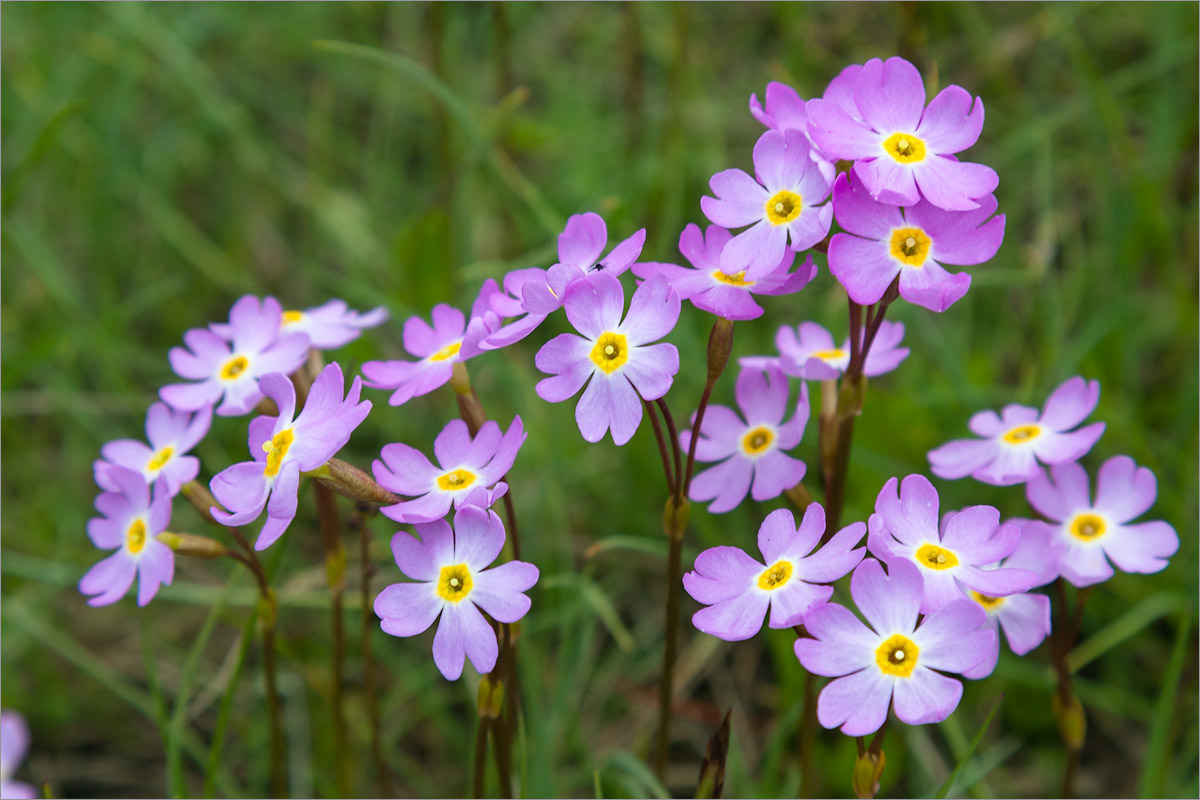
[157, 531, 230, 559]
[1052, 691, 1086, 752]
[477, 676, 504, 719]
[706, 318, 735, 382]
[663, 496, 691, 539]
[307, 458, 402, 506]
[852, 749, 885, 799]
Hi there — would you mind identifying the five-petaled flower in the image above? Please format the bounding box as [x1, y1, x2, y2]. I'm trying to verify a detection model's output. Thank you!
[773, 319, 909, 381]
[684, 504, 865, 640]
[534, 272, 680, 446]
[80, 467, 174, 607]
[210, 363, 371, 550]
[94, 402, 212, 497]
[1025, 456, 1179, 587]
[795, 558, 994, 736]
[927, 377, 1106, 486]
[374, 505, 539, 681]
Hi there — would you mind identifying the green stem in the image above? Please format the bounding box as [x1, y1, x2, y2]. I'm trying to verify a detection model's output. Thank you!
[315, 483, 349, 797]
[643, 398, 677, 494]
[654, 523, 684, 781]
[473, 716, 491, 798]
[358, 512, 391, 797]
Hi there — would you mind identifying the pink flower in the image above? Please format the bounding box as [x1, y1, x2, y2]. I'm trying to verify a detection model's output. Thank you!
[534, 273, 680, 446]
[749, 82, 835, 185]
[928, 377, 1106, 486]
[774, 320, 909, 381]
[80, 468, 174, 607]
[212, 297, 388, 350]
[1, 711, 35, 800]
[94, 402, 212, 497]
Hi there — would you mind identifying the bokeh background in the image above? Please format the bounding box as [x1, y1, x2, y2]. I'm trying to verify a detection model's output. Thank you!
[2, 3, 1197, 798]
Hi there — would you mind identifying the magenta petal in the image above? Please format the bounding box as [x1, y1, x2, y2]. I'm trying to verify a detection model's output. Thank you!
[831, 172, 903, 239]
[80, 550, 137, 606]
[928, 438, 999, 481]
[534, 333, 592, 375]
[689, 456, 753, 514]
[854, 157, 919, 207]
[382, 492, 453, 525]
[575, 374, 634, 445]
[854, 57, 925, 133]
[750, 451, 805, 503]
[915, 85, 984, 154]
[558, 212, 608, 269]
[1039, 377, 1100, 431]
[1060, 542, 1114, 587]
[136, 541, 174, 606]
[691, 589, 769, 641]
[958, 565, 1039, 598]
[756, 507, 798, 564]
[536, 360, 594, 404]
[828, 233, 899, 305]
[431, 604, 468, 680]
[375, 582, 442, 637]
[159, 380, 223, 413]
[210, 462, 269, 516]
[938, 505, 1004, 558]
[622, 274, 680, 346]
[795, 603, 876, 675]
[914, 155, 998, 211]
[913, 598, 988, 672]
[458, 602, 500, 675]
[897, 259, 971, 312]
[389, 531, 441, 582]
[1031, 424, 1105, 464]
[703, 169, 767, 228]
[600, 228, 646, 274]
[876, 475, 940, 547]
[852, 558, 921, 636]
[1104, 521, 1178, 574]
[892, 667, 963, 726]
[815, 669, 893, 736]
[433, 420, 473, 469]
[798, 521, 867, 584]
[1027, 461, 1091, 521]
[622, 343, 678, 402]
[453, 506, 505, 571]
[768, 581, 831, 629]
[996, 593, 1052, 656]
[720, 220, 788, 280]
[375, 444, 439, 496]
[806, 99, 880, 160]
[1094, 456, 1157, 523]
[564, 272, 625, 339]
[961, 618, 1001, 680]
[471, 562, 538, 623]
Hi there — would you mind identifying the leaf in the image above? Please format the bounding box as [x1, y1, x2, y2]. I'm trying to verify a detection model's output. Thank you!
[934, 694, 1004, 799]
[1138, 614, 1193, 798]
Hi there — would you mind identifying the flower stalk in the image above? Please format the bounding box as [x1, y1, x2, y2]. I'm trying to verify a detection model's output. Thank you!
[314, 482, 349, 797]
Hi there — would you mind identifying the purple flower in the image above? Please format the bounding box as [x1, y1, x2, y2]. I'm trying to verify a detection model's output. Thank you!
[374, 505, 539, 680]
[807, 56, 998, 211]
[482, 213, 646, 350]
[775, 320, 909, 381]
[210, 363, 371, 550]
[535, 272, 680, 446]
[795, 558, 994, 736]
[361, 284, 500, 406]
[701, 129, 833, 279]
[868, 474, 1040, 614]
[827, 172, 1005, 311]
[1025, 457, 1179, 587]
[749, 82, 836, 185]
[94, 402, 212, 497]
[160, 295, 310, 417]
[928, 377, 1106, 486]
[212, 297, 388, 350]
[79, 467, 173, 607]
[820, 63, 865, 122]
[960, 523, 1063, 679]
[633, 224, 816, 321]
[1, 710, 35, 800]
[374, 416, 526, 524]
[681, 365, 810, 513]
[684, 504, 865, 640]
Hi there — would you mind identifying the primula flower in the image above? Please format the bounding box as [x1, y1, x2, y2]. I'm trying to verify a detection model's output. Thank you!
[795, 558, 994, 736]
[210, 363, 371, 550]
[681, 364, 810, 513]
[483, 213, 646, 350]
[374, 416, 526, 524]
[684, 504, 865, 640]
[94, 402, 212, 497]
[633, 223, 816, 321]
[212, 298, 388, 350]
[928, 377, 1106, 486]
[807, 56, 998, 211]
[1, 710, 34, 800]
[80, 467, 173, 607]
[775, 320, 909, 380]
[960, 523, 1063, 679]
[374, 505, 539, 681]
[827, 172, 1005, 311]
[749, 82, 835, 184]
[361, 285, 500, 407]
[701, 129, 833, 279]
[1025, 457, 1179, 587]
[867, 474, 1039, 614]
[820, 63, 865, 122]
[161, 295, 310, 416]
[534, 272, 680, 446]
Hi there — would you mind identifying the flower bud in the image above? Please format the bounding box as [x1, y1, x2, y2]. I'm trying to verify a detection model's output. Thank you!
[852, 749, 885, 799]
[477, 676, 504, 719]
[1052, 691, 1086, 752]
[695, 710, 731, 799]
[307, 458, 402, 506]
[157, 531, 230, 559]
[706, 318, 735, 382]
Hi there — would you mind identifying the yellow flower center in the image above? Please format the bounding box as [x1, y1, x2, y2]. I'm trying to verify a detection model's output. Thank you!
[126, 519, 147, 554]
[972, 591, 1005, 610]
[430, 341, 462, 362]
[765, 190, 803, 225]
[282, 310, 304, 325]
[883, 132, 927, 163]
[146, 446, 174, 472]
[742, 426, 775, 455]
[220, 355, 249, 380]
[261, 429, 295, 477]
[889, 226, 932, 267]
[914, 543, 959, 571]
[1002, 424, 1041, 444]
[875, 634, 919, 677]
[437, 563, 473, 603]
[1069, 513, 1106, 541]
[811, 348, 846, 363]
[590, 332, 629, 374]
[711, 270, 756, 287]
[757, 560, 793, 591]
[436, 468, 477, 492]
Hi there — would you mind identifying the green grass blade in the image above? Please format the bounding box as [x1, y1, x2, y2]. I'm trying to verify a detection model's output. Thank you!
[1138, 614, 1193, 798]
[602, 750, 670, 800]
[934, 693, 1004, 799]
[204, 609, 256, 799]
[1069, 592, 1183, 672]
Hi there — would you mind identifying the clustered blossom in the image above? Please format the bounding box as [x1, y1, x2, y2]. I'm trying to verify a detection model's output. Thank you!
[80, 467, 174, 607]
[94, 402, 212, 497]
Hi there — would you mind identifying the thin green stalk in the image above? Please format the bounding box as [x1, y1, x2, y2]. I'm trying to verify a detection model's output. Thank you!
[315, 482, 349, 797]
[358, 512, 391, 797]
[473, 717, 491, 798]
[203, 610, 256, 797]
[654, 525, 684, 782]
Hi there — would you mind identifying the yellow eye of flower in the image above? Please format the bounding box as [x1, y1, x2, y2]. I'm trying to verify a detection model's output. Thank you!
[437, 563, 473, 602]
[889, 227, 932, 267]
[742, 426, 774, 455]
[765, 190, 803, 225]
[882, 132, 927, 163]
[590, 332, 629, 374]
[430, 342, 462, 362]
[811, 348, 846, 363]
[875, 634, 919, 677]
[1002, 425, 1041, 444]
[711, 270, 755, 287]
[914, 543, 959, 570]
[261, 429, 295, 477]
[757, 560, 792, 591]
[126, 519, 147, 554]
[1069, 513, 1106, 541]
[220, 356, 249, 380]
[282, 310, 304, 324]
[437, 469, 477, 491]
[146, 447, 174, 472]
[972, 591, 1005, 609]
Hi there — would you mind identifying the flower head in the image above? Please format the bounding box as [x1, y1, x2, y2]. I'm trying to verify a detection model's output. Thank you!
[374, 506, 539, 680]
[535, 272, 680, 446]
[682, 365, 810, 513]
[212, 297, 388, 350]
[684, 504, 865, 640]
[94, 402, 212, 497]
[795, 558, 994, 736]
[482, 213, 646, 350]
[828, 172, 1005, 311]
[807, 56, 998, 211]
[80, 467, 173, 607]
[868, 474, 1040, 614]
[1, 710, 35, 800]
[210, 363, 371, 550]
[749, 82, 836, 185]
[633, 224, 816, 321]
[361, 285, 499, 407]
[928, 377, 1106, 486]
[160, 296, 311, 416]
[1025, 457, 1178, 587]
[375, 416, 526, 524]
[701, 129, 833, 279]
[775, 320, 909, 381]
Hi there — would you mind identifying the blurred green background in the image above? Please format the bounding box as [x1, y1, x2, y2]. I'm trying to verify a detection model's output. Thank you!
[3, 2, 1197, 798]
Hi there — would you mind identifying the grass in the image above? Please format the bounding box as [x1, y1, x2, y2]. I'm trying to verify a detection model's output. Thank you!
[2, 2, 1197, 798]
